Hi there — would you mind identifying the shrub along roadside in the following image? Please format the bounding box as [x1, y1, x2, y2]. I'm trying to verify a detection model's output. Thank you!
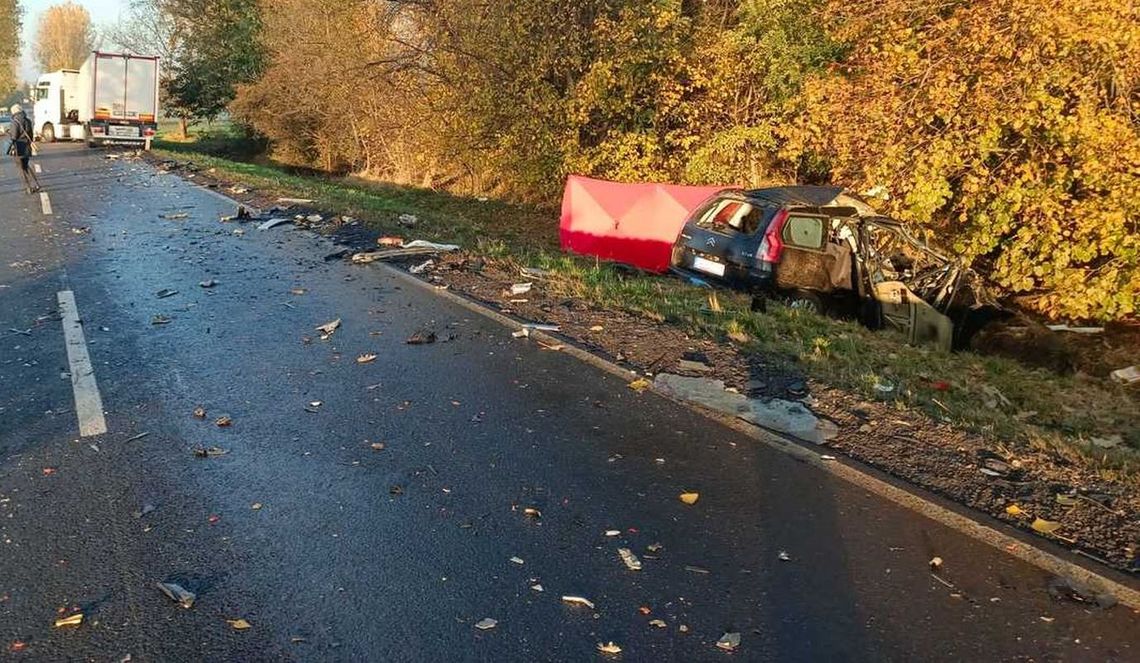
[150, 144, 1140, 477]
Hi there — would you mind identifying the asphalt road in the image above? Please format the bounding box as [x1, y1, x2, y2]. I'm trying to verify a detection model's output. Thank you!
[1, 144, 1136, 662]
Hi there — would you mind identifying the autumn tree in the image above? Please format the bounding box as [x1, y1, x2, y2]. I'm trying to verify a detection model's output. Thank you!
[0, 0, 19, 94]
[789, 0, 1140, 320]
[34, 1, 94, 71]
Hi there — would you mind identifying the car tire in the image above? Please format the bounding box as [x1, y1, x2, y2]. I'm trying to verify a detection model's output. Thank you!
[41, 123, 55, 143]
[785, 290, 824, 315]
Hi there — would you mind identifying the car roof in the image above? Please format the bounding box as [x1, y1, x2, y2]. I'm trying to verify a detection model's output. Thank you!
[739, 185, 881, 217]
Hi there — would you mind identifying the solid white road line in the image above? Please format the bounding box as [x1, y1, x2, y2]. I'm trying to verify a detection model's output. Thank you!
[33, 163, 41, 174]
[40, 191, 52, 215]
[57, 290, 108, 437]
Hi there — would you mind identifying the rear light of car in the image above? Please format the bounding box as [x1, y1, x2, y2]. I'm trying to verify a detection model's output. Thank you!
[756, 209, 789, 263]
[143, 127, 156, 137]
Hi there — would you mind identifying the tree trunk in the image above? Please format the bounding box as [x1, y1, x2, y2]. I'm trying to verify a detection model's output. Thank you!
[179, 116, 188, 140]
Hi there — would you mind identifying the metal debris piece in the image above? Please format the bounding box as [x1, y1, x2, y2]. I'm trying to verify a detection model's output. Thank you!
[530, 584, 544, 592]
[716, 632, 741, 652]
[510, 557, 525, 565]
[156, 582, 196, 609]
[618, 548, 642, 571]
[155, 289, 178, 299]
[151, 314, 172, 325]
[778, 551, 791, 562]
[649, 619, 667, 628]
[357, 353, 377, 364]
[475, 618, 497, 630]
[199, 279, 218, 288]
[257, 218, 291, 231]
[215, 416, 232, 427]
[604, 530, 621, 537]
[561, 595, 595, 609]
[523, 507, 542, 518]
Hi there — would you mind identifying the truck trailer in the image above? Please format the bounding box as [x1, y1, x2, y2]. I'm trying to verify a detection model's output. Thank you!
[33, 51, 160, 147]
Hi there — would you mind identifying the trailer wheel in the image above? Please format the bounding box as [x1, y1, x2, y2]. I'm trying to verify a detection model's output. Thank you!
[40, 123, 55, 143]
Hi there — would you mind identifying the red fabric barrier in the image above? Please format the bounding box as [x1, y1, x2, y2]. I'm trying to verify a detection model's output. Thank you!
[559, 175, 726, 272]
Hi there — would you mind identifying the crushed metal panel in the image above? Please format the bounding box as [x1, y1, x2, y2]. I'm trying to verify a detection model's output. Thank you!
[872, 281, 954, 351]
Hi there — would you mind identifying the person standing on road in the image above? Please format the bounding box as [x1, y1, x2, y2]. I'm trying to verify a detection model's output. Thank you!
[7, 105, 43, 194]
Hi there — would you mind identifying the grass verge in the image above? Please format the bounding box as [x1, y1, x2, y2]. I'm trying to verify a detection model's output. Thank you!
[151, 142, 1140, 477]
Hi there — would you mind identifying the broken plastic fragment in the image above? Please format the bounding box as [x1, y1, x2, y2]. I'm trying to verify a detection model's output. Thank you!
[193, 406, 206, 419]
[604, 529, 621, 537]
[199, 280, 218, 288]
[227, 618, 252, 630]
[523, 507, 541, 518]
[356, 353, 377, 364]
[54, 613, 83, 628]
[649, 619, 667, 628]
[679, 492, 700, 505]
[561, 595, 595, 609]
[778, 551, 791, 562]
[716, 632, 741, 652]
[215, 416, 232, 427]
[618, 548, 642, 571]
[510, 556, 524, 565]
[597, 642, 622, 655]
[475, 618, 497, 630]
[157, 582, 196, 608]
[315, 319, 341, 336]
[530, 584, 544, 592]
[929, 556, 943, 571]
[510, 283, 533, 296]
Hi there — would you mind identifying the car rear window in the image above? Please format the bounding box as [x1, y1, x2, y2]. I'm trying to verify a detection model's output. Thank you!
[695, 199, 765, 234]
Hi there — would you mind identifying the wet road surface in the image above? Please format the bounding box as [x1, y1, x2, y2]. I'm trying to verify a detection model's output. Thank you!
[1, 144, 1137, 661]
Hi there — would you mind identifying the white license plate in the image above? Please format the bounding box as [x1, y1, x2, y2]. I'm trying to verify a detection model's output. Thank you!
[108, 126, 139, 138]
[692, 256, 726, 277]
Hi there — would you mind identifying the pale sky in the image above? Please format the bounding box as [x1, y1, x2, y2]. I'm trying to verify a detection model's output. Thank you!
[19, 0, 129, 82]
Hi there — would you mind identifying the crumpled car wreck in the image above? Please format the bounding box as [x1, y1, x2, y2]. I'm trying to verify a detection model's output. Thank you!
[670, 185, 1000, 350]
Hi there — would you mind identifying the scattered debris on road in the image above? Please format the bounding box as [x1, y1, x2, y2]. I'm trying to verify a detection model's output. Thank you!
[257, 218, 292, 231]
[193, 446, 228, 458]
[227, 618, 252, 630]
[398, 213, 418, 227]
[475, 618, 498, 630]
[597, 642, 622, 655]
[406, 330, 437, 345]
[929, 556, 944, 572]
[778, 551, 791, 562]
[1047, 576, 1117, 609]
[618, 548, 643, 571]
[215, 415, 233, 427]
[629, 378, 651, 393]
[151, 314, 172, 325]
[561, 595, 595, 609]
[716, 632, 741, 652]
[155, 288, 178, 299]
[316, 319, 341, 339]
[357, 353, 377, 364]
[679, 492, 699, 505]
[54, 613, 84, 628]
[199, 279, 218, 288]
[156, 582, 196, 609]
[193, 406, 206, 419]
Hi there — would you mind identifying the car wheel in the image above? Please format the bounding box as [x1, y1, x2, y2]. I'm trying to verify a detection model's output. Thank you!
[41, 123, 55, 143]
[785, 290, 824, 315]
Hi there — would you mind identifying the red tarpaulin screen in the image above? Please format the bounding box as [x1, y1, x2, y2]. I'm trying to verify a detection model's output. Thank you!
[559, 175, 727, 272]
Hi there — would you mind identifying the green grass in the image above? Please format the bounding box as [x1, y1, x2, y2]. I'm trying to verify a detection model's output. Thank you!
[150, 143, 1140, 477]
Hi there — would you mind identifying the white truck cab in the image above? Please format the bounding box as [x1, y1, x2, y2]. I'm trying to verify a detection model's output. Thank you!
[33, 51, 160, 147]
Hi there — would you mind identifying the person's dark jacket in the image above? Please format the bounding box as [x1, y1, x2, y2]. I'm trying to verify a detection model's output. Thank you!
[8, 110, 33, 144]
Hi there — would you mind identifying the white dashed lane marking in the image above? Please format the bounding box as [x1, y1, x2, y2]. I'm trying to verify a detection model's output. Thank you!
[57, 290, 108, 437]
